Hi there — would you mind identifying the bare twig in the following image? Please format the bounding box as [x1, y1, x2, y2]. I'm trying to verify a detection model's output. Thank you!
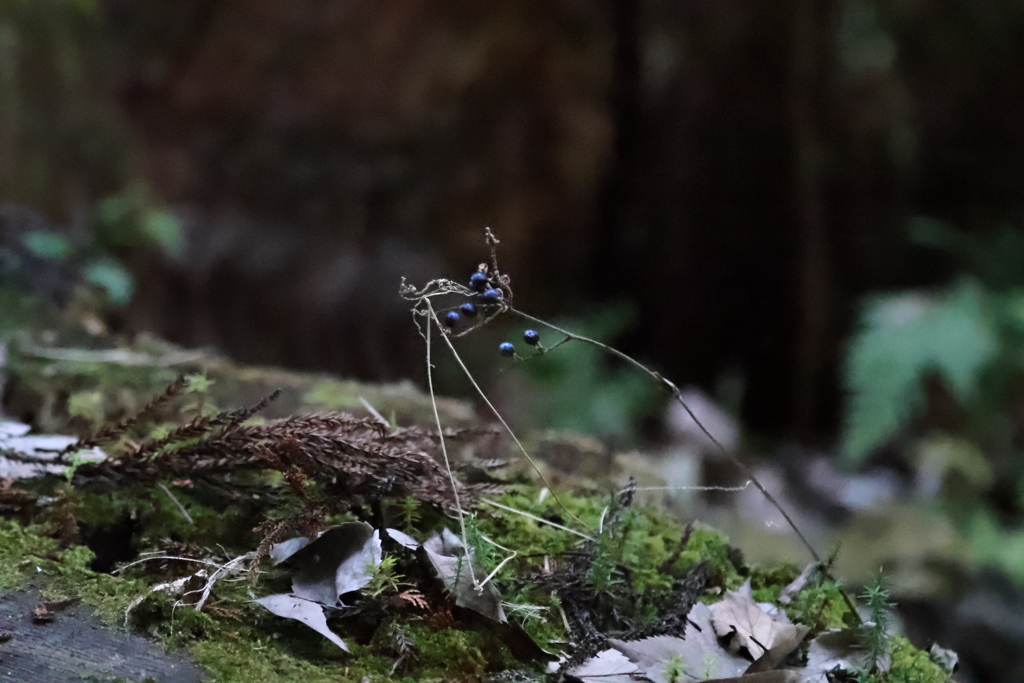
[425, 299, 592, 534]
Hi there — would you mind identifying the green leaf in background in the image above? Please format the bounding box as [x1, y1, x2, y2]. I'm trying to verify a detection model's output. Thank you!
[142, 209, 185, 258]
[82, 258, 134, 306]
[21, 231, 73, 262]
[843, 281, 999, 462]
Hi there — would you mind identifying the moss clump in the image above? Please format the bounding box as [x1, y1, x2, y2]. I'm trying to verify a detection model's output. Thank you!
[0, 518, 141, 623]
[72, 482, 259, 552]
[404, 623, 517, 680]
[886, 635, 950, 683]
[787, 580, 857, 631]
[749, 563, 800, 604]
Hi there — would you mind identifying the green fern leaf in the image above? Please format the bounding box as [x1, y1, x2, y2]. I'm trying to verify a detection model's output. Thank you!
[843, 281, 998, 462]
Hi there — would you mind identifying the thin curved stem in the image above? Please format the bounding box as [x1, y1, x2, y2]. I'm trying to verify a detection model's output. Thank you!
[423, 305, 477, 586]
[426, 300, 593, 534]
[510, 306, 862, 622]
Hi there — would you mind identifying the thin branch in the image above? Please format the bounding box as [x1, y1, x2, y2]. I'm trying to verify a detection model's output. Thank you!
[427, 300, 592, 534]
[512, 307, 821, 561]
[158, 482, 194, 525]
[480, 498, 595, 542]
[423, 304, 477, 586]
[511, 306, 862, 623]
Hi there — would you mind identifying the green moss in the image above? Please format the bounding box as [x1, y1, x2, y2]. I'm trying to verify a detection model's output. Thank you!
[0, 518, 141, 623]
[666, 525, 741, 589]
[886, 635, 950, 683]
[73, 482, 258, 551]
[787, 580, 857, 631]
[405, 623, 517, 680]
[749, 563, 800, 604]
[189, 636, 365, 683]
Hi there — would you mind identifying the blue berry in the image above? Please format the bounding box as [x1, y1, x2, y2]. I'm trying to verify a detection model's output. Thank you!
[523, 329, 540, 345]
[460, 302, 478, 318]
[481, 288, 502, 304]
[445, 311, 460, 327]
[499, 342, 515, 357]
[469, 271, 488, 291]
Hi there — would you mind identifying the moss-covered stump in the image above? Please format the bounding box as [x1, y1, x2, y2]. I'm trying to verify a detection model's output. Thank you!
[0, 311, 952, 683]
[0, 484, 950, 683]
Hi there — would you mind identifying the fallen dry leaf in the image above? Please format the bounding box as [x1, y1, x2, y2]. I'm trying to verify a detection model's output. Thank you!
[803, 629, 875, 683]
[746, 622, 810, 673]
[567, 648, 642, 682]
[608, 602, 750, 682]
[710, 588, 794, 660]
[280, 522, 382, 607]
[778, 563, 819, 605]
[253, 593, 348, 651]
[422, 528, 505, 623]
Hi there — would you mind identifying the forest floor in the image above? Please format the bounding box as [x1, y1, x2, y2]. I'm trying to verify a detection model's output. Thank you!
[0, 299, 953, 683]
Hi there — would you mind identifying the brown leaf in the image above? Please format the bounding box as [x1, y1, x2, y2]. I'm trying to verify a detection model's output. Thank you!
[422, 528, 505, 623]
[608, 602, 750, 682]
[710, 589, 794, 660]
[253, 593, 348, 651]
[567, 648, 643, 682]
[745, 623, 811, 673]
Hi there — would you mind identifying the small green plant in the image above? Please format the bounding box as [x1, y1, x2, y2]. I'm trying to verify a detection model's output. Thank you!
[858, 572, 896, 677]
[662, 654, 686, 683]
[365, 555, 402, 598]
[396, 495, 422, 529]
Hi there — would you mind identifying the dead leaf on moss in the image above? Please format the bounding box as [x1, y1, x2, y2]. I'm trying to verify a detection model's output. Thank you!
[253, 593, 348, 651]
[422, 528, 505, 623]
[383, 527, 419, 550]
[746, 622, 810, 673]
[567, 648, 642, 682]
[608, 602, 749, 682]
[710, 587, 797, 660]
[803, 629, 874, 683]
[277, 522, 382, 607]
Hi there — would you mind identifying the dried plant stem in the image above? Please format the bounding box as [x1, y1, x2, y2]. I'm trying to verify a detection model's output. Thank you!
[511, 306, 862, 623]
[425, 299, 592, 534]
[513, 309, 820, 555]
[423, 305, 477, 586]
[481, 498, 595, 542]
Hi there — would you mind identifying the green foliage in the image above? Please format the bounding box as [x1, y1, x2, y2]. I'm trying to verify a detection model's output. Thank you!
[748, 563, 799, 604]
[94, 187, 185, 259]
[365, 555, 402, 597]
[0, 518, 141, 623]
[396, 495, 422, 529]
[404, 622, 516, 679]
[22, 230, 73, 261]
[886, 635, 951, 683]
[859, 573, 895, 673]
[662, 654, 686, 683]
[967, 508, 1024, 584]
[82, 257, 134, 306]
[843, 281, 998, 461]
[73, 482, 257, 551]
[786, 580, 856, 631]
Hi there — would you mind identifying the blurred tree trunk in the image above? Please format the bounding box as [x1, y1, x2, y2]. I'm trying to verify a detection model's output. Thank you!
[591, 0, 641, 298]
[790, 0, 837, 441]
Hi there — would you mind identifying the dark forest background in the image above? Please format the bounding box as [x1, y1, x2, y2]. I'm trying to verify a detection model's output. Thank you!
[3, 0, 1024, 447]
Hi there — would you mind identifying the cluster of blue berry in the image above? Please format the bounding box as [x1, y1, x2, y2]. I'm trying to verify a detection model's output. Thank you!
[442, 268, 541, 359]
